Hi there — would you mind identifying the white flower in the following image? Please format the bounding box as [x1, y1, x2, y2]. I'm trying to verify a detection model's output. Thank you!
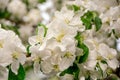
[47, 19, 77, 41]
[30, 44, 51, 74]
[0, 28, 26, 74]
[98, 43, 119, 70]
[7, 0, 27, 19]
[25, 69, 46, 80]
[76, 0, 118, 13]
[60, 74, 74, 80]
[40, 46, 75, 73]
[19, 24, 34, 42]
[0, 0, 9, 10]
[85, 42, 119, 72]
[0, 66, 8, 80]
[29, 26, 45, 45]
[28, 0, 38, 8]
[23, 9, 41, 25]
[55, 7, 74, 24]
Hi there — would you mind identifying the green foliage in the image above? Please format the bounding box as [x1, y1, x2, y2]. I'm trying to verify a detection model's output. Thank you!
[22, 0, 29, 6]
[94, 16, 102, 31]
[67, 4, 80, 12]
[8, 64, 26, 80]
[81, 11, 102, 31]
[101, 60, 107, 65]
[85, 75, 92, 80]
[72, 5, 80, 12]
[38, 0, 46, 3]
[76, 43, 89, 63]
[1, 24, 20, 35]
[0, 9, 11, 19]
[60, 63, 80, 80]
[75, 32, 89, 63]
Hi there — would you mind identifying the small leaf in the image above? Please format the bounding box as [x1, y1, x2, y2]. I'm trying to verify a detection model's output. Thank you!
[81, 11, 102, 31]
[38, 0, 46, 3]
[66, 4, 80, 12]
[23, 0, 29, 6]
[8, 64, 25, 80]
[101, 60, 107, 65]
[60, 63, 80, 80]
[81, 11, 94, 30]
[75, 32, 89, 63]
[72, 5, 80, 12]
[26, 45, 31, 57]
[0, 9, 11, 19]
[94, 16, 102, 31]
[77, 43, 89, 63]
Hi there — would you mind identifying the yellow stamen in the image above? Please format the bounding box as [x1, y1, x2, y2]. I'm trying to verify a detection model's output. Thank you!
[64, 52, 73, 58]
[53, 65, 59, 71]
[56, 33, 65, 42]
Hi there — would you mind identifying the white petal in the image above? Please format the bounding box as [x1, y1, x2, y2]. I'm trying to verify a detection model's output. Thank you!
[40, 59, 53, 74]
[99, 62, 107, 72]
[0, 66, 8, 80]
[107, 59, 119, 70]
[33, 61, 41, 75]
[18, 53, 26, 65]
[11, 59, 19, 75]
[28, 36, 37, 45]
[59, 57, 75, 71]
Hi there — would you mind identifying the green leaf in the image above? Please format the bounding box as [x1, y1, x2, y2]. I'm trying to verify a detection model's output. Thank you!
[0, 9, 11, 19]
[38, 23, 48, 37]
[1, 24, 20, 35]
[81, 11, 102, 31]
[75, 32, 89, 63]
[72, 5, 80, 12]
[77, 43, 89, 63]
[60, 63, 80, 80]
[66, 4, 80, 12]
[85, 75, 92, 80]
[23, 0, 29, 6]
[8, 64, 25, 80]
[94, 16, 102, 31]
[38, 0, 46, 3]
[101, 60, 107, 65]
[81, 11, 94, 30]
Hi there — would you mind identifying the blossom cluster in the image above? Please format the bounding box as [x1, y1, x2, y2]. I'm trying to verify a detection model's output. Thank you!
[0, 0, 56, 44]
[28, 0, 120, 79]
[0, 25, 26, 80]
[0, 0, 120, 80]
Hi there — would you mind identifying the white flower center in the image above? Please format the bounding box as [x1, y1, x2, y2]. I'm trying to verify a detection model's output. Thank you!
[56, 33, 65, 42]
[53, 65, 59, 71]
[0, 40, 4, 48]
[64, 52, 73, 58]
[12, 52, 20, 59]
